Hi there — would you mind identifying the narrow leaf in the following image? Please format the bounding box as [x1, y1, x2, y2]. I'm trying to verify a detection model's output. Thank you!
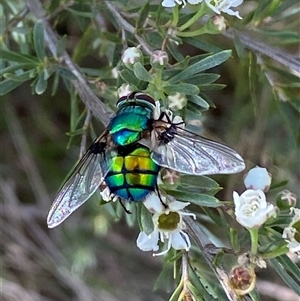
[136, 2, 150, 30]
[270, 258, 300, 295]
[35, 73, 47, 94]
[188, 94, 210, 109]
[163, 83, 199, 95]
[164, 189, 221, 207]
[33, 22, 46, 61]
[0, 79, 25, 96]
[119, 69, 140, 86]
[169, 50, 231, 83]
[0, 50, 39, 64]
[133, 62, 153, 83]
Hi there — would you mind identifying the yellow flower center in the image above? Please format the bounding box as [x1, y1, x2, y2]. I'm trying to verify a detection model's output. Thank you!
[293, 221, 300, 242]
[158, 211, 180, 231]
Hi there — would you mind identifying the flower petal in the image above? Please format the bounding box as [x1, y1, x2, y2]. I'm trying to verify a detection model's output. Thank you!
[137, 230, 159, 251]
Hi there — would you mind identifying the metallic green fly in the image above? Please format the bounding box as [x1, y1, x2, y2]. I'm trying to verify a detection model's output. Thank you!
[47, 92, 245, 228]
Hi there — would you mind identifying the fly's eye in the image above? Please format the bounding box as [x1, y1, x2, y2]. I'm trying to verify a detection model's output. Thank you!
[135, 93, 156, 107]
[116, 95, 129, 108]
[116, 92, 156, 109]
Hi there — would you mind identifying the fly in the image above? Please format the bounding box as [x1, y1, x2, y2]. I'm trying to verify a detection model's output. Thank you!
[47, 92, 245, 228]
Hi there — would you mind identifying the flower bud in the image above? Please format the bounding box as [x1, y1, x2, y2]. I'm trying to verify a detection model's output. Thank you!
[276, 190, 297, 210]
[121, 47, 143, 69]
[150, 50, 169, 68]
[228, 266, 256, 295]
[168, 92, 187, 111]
[244, 166, 272, 192]
[161, 169, 180, 185]
[117, 84, 134, 98]
[212, 15, 227, 31]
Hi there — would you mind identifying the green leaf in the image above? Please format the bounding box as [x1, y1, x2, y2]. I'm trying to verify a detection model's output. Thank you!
[119, 69, 141, 86]
[0, 50, 39, 64]
[56, 35, 68, 57]
[198, 83, 226, 91]
[65, 8, 92, 17]
[277, 254, 300, 281]
[33, 21, 46, 61]
[183, 37, 222, 53]
[102, 31, 122, 44]
[168, 50, 231, 83]
[35, 73, 47, 94]
[0, 63, 34, 77]
[164, 189, 221, 207]
[270, 257, 300, 295]
[273, 0, 299, 17]
[229, 228, 240, 252]
[55, 66, 77, 80]
[180, 175, 220, 189]
[163, 83, 199, 95]
[249, 289, 262, 301]
[167, 42, 184, 62]
[188, 94, 210, 109]
[136, 2, 150, 30]
[0, 79, 26, 96]
[139, 204, 154, 235]
[133, 62, 153, 83]
[185, 73, 220, 85]
[4, 70, 35, 81]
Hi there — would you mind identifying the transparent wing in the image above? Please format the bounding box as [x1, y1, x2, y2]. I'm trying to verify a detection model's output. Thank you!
[47, 136, 112, 228]
[151, 125, 245, 175]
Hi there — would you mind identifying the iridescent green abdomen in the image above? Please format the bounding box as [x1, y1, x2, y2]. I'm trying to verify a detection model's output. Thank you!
[105, 145, 160, 201]
[109, 105, 152, 146]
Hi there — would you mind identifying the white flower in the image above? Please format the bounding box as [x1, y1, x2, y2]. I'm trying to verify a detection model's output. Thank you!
[233, 189, 276, 228]
[168, 93, 187, 111]
[162, 0, 203, 8]
[204, 0, 243, 19]
[244, 166, 272, 192]
[137, 194, 196, 256]
[282, 207, 300, 258]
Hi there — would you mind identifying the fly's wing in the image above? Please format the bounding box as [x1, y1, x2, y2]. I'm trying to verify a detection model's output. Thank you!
[151, 126, 245, 175]
[47, 134, 113, 228]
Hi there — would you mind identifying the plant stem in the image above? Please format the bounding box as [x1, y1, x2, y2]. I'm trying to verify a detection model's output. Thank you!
[249, 228, 259, 255]
[178, 4, 207, 31]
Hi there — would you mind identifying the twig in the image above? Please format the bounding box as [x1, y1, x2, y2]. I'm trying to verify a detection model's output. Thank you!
[104, 1, 154, 56]
[223, 29, 300, 73]
[79, 109, 93, 157]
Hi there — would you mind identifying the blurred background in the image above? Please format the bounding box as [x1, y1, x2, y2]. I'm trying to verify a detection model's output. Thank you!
[1, 1, 299, 301]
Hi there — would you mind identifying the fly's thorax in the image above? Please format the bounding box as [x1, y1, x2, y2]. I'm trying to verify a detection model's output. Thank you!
[105, 145, 160, 201]
[109, 105, 153, 146]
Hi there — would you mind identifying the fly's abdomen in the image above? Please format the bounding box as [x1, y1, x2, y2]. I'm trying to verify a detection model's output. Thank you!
[105, 146, 160, 201]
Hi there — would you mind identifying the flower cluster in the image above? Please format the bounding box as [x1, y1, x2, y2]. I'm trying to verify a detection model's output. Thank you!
[137, 194, 196, 256]
[162, 0, 243, 19]
[282, 208, 300, 258]
[233, 166, 276, 229]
